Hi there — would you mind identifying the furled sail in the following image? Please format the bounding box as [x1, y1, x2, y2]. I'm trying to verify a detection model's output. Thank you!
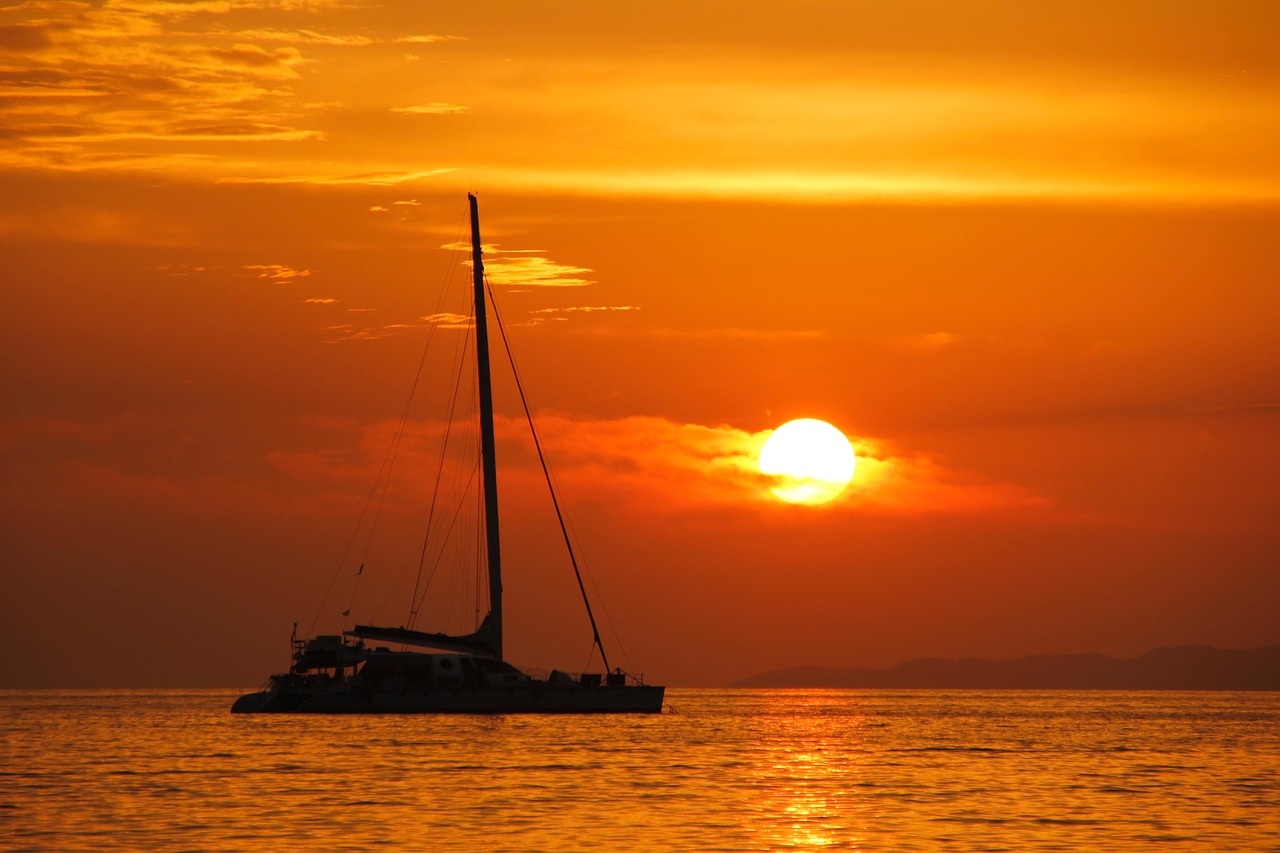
[346, 613, 499, 657]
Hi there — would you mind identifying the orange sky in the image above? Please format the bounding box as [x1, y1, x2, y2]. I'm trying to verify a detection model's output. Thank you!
[2, 0, 1278, 687]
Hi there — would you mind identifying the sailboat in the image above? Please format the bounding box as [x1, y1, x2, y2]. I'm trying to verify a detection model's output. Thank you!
[231, 195, 664, 714]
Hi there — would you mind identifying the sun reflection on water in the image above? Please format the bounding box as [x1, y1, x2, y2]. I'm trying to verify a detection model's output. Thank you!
[743, 692, 870, 850]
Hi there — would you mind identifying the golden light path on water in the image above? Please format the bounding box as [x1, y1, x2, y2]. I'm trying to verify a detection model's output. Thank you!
[2, 689, 1277, 851]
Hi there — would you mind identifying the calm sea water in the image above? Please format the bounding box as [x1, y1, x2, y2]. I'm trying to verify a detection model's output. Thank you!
[1, 689, 1276, 852]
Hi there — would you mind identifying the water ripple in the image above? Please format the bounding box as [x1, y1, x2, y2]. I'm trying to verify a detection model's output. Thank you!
[1, 689, 1277, 852]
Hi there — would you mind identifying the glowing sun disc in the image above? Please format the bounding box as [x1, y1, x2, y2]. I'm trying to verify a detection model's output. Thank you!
[759, 418, 856, 505]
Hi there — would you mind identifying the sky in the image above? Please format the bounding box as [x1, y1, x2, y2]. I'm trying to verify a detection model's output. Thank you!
[2, 0, 1278, 688]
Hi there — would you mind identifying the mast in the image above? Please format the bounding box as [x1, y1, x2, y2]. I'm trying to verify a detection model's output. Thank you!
[469, 193, 503, 661]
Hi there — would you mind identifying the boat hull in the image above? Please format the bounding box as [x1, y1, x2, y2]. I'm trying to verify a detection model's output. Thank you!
[231, 684, 664, 714]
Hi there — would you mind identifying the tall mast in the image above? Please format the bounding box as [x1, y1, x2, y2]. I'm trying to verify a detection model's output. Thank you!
[469, 193, 503, 660]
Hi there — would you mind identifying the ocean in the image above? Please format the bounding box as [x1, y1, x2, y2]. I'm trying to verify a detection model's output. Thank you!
[2, 689, 1276, 852]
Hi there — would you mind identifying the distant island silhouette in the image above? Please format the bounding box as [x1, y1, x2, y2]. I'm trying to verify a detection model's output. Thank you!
[730, 644, 1280, 690]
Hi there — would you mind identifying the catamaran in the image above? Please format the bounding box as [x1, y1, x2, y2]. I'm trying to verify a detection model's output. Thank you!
[231, 195, 664, 714]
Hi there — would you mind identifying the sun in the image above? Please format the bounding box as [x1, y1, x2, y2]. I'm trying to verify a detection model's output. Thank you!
[758, 418, 856, 505]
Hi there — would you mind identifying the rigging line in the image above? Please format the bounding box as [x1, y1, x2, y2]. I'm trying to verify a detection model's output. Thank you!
[308, 209, 469, 635]
[432, 455, 483, 636]
[485, 275, 612, 674]
[340, 336, 429, 624]
[423, 352, 483, 632]
[563, 507, 637, 675]
[407, 311, 474, 627]
[310, 358, 438, 632]
[354, 210, 473, 628]
[522, 420, 637, 676]
[409, 456, 482, 627]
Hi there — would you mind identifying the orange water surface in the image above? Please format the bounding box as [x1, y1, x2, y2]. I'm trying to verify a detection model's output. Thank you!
[2, 689, 1277, 851]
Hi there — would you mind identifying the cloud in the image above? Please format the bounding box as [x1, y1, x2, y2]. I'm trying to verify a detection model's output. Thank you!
[224, 27, 464, 47]
[531, 306, 640, 314]
[157, 263, 218, 275]
[0, 1, 461, 179]
[205, 43, 307, 75]
[320, 310, 473, 343]
[0, 22, 57, 51]
[509, 415, 1045, 515]
[437, 243, 595, 289]
[421, 312, 472, 328]
[0, 1, 322, 172]
[482, 255, 595, 288]
[219, 167, 456, 186]
[227, 28, 375, 46]
[155, 262, 312, 282]
[8, 2, 1279, 202]
[242, 264, 311, 281]
[622, 327, 825, 341]
[106, 1, 233, 16]
[486, 166, 1260, 204]
[519, 305, 640, 327]
[257, 414, 1044, 517]
[392, 104, 468, 115]
[440, 240, 596, 289]
[0, 411, 1044, 577]
[395, 35, 467, 45]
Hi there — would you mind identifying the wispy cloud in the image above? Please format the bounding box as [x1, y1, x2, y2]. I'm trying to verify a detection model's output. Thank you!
[321, 310, 473, 343]
[482, 255, 594, 288]
[220, 167, 456, 186]
[242, 264, 311, 281]
[224, 28, 376, 46]
[631, 327, 825, 341]
[395, 34, 467, 44]
[519, 305, 639, 327]
[422, 312, 472, 329]
[531, 306, 640, 314]
[153, 262, 315, 281]
[0, 2, 319, 172]
[441, 240, 596, 288]
[392, 103, 468, 115]
[156, 263, 217, 275]
[0, 1, 462, 179]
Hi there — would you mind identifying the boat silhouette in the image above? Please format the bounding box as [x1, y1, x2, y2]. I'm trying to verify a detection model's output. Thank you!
[232, 195, 663, 714]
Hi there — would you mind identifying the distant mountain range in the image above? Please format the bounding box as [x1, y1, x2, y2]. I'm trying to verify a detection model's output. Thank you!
[729, 644, 1280, 690]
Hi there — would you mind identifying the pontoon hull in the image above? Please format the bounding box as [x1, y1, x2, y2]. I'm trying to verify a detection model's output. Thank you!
[231, 684, 664, 714]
